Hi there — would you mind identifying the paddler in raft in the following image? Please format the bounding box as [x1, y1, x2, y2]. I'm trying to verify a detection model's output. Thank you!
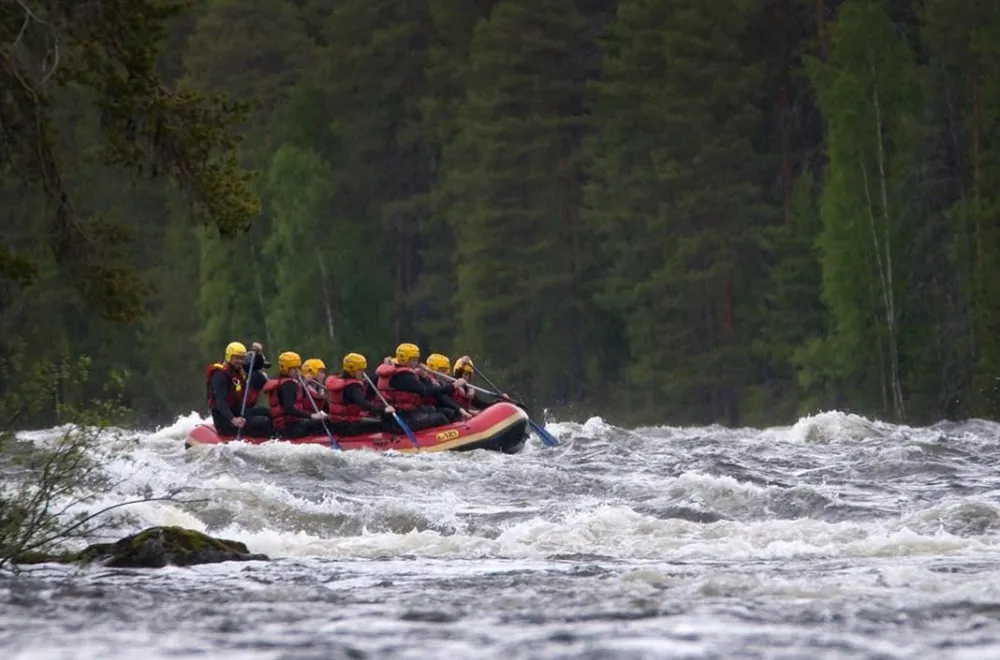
[301, 358, 328, 413]
[324, 352, 389, 436]
[376, 343, 471, 431]
[425, 354, 511, 413]
[262, 351, 331, 438]
[206, 341, 272, 437]
[422, 353, 474, 422]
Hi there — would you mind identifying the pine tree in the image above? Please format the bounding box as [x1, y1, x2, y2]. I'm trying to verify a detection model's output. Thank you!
[742, 0, 831, 422]
[441, 0, 593, 403]
[415, 0, 501, 349]
[138, 194, 204, 419]
[183, 0, 315, 359]
[313, 0, 434, 346]
[182, 0, 315, 160]
[262, 145, 394, 361]
[586, 0, 768, 424]
[921, 0, 1000, 416]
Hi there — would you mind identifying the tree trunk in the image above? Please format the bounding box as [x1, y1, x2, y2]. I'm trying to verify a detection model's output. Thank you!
[776, 0, 793, 213]
[249, 236, 272, 348]
[865, 59, 905, 422]
[316, 250, 335, 343]
[972, 67, 982, 267]
[394, 214, 405, 343]
[817, 0, 829, 60]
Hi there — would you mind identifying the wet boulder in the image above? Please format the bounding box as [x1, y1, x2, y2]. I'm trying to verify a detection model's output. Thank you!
[13, 526, 269, 568]
[79, 526, 270, 568]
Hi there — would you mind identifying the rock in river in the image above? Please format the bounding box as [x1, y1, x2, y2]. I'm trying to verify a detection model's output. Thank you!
[14, 526, 269, 568]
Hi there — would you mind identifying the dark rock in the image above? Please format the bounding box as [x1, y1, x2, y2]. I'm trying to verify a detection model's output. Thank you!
[13, 526, 269, 568]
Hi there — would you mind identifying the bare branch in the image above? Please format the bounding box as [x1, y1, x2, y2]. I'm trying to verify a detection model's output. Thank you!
[40, 41, 57, 85]
[12, 11, 30, 52]
[14, 494, 210, 557]
[12, 0, 45, 25]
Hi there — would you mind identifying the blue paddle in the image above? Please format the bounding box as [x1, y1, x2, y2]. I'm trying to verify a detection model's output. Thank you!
[472, 367, 559, 447]
[297, 375, 341, 451]
[363, 372, 420, 450]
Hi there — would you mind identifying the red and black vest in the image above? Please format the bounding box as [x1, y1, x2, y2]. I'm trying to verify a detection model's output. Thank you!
[452, 385, 473, 411]
[420, 372, 445, 407]
[206, 362, 245, 413]
[263, 377, 307, 431]
[375, 363, 423, 411]
[304, 381, 327, 413]
[325, 375, 365, 421]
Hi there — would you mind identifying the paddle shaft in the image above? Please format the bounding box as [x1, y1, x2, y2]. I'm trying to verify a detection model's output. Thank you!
[418, 366, 494, 397]
[235, 349, 257, 442]
[362, 372, 420, 450]
[297, 375, 341, 450]
[423, 365, 531, 411]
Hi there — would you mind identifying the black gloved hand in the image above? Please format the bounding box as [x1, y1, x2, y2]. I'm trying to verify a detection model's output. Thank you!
[245, 352, 269, 371]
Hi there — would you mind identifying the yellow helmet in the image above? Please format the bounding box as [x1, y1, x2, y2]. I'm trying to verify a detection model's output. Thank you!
[453, 355, 474, 378]
[394, 342, 420, 365]
[343, 352, 367, 373]
[301, 358, 326, 378]
[278, 351, 302, 375]
[426, 353, 451, 374]
[225, 341, 248, 362]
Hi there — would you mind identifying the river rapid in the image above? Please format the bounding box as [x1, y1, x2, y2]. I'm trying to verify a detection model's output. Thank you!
[4, 411, 1000, 659]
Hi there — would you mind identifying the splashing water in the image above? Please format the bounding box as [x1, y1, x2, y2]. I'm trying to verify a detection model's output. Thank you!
[5, 411, 1000, 658]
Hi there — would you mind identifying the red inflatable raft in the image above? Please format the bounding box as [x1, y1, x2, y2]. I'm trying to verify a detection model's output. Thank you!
[185, 402, 529, 454]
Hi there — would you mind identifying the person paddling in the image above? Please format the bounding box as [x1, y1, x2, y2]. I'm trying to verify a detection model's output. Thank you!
[205, 341, 272, 437]
[324, 352, 390, 436]
[262, 352, 329, 438]
[301, 358, 329, 413]
[375, 343, 470, 431]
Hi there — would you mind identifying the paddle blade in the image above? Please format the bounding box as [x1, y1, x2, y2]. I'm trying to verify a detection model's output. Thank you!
[529, 419, 559, 447]
[393, 412, 420, 449]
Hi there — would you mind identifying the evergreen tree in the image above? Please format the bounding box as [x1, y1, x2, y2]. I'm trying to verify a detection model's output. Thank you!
[442, 0, 593, 403]
[313, 0, 434, 346]
[183, 0, 316, 358]
[921, 0, 1000, 416]
[415, 0, 501, 349]
[182, 0, 315, 160]
[586, 0, 769, 424]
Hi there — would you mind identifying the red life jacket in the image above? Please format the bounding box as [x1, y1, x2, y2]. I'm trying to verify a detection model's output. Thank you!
[452, 385, 473, 411]
[263, 377, 307, 431]
[420, 372, 445, 407]
[304, 381, 327, 413]
[205, 362, 245, 413]
[325, 375, 365, 421]
[375, 363, 423, 411]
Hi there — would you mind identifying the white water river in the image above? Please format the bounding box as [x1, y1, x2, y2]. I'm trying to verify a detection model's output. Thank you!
[4, 411, 1000, 659]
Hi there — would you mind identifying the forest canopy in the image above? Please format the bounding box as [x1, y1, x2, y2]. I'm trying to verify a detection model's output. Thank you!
[2, 0, 997, 429]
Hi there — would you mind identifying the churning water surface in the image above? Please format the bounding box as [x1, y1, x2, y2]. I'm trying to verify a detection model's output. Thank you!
[4, 411, 1000, 659]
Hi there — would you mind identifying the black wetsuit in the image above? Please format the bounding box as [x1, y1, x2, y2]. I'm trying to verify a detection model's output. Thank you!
[387, 370, 463, 431]
[276, 380, 328, 438]
[209, 368, 271, 437]
[329, 377, 384, 436]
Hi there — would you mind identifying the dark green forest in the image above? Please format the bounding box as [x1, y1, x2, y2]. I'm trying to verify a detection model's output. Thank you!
[3, 0, 999, 429]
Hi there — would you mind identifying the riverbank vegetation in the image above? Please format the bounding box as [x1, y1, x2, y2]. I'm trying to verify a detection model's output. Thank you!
[2, 0, 998, 429]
